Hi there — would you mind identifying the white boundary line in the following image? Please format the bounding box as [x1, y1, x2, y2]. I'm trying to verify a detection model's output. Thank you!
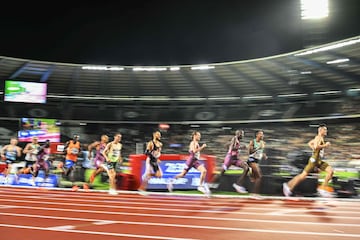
[0, 223, 198, 240]
[1, 185, 359, 202]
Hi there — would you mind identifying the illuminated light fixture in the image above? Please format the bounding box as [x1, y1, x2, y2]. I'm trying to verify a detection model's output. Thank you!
[278, 93, 308, 98]
[170, 67, 180, 71]
[242, 95, 272, 100]
[300, 0, 329, 20]
[190, 65, 215, 70]
[132, 67, 167, 71]
[313, 90, 341, 95]
[326, 58, 349, 64]
[190, 124, 200, 128]
[294, 38, 360, 56]
[82, 66, 124, 71]
[348, 88, 360, 92]
[300, 71, 312, 74]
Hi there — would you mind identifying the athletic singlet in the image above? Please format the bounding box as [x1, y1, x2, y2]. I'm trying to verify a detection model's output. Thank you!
[107, 142, 122, 162]
[190, 142, 201, 159]
[229, 137, 240, 154]
[249, 139, 264, 160]
[311, 138, 325, 160]
[5, 147, 17, 161]
[38, 147, 50, 162]
[95, 142, 107, 159]
[148, 140, 161, 162]
[25, 143, 40, 161]
[66, 140, 81, 161]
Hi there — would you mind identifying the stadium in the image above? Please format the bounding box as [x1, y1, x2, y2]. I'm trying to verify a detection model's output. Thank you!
[0, 1, 359, 239]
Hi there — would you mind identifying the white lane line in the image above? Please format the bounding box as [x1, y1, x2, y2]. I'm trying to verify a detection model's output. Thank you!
[1, 198, 359, 219]
[267, 209, 304, 215]
[2, 186, 360, 204]
[47, 225, 75, 230]
[1, 192, 359, 213]
[93, 220, 117, 225]
[0, 206, 16, 209]
[1, 209, 360, 227]
[0, 223, 198, 240]
[1, 222, 359, 238]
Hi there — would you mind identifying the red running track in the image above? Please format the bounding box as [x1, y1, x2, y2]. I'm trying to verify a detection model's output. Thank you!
[0, 186, 359, 240]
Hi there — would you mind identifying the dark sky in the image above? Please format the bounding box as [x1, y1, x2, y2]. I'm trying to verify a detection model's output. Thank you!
[0, 1, 359, 65]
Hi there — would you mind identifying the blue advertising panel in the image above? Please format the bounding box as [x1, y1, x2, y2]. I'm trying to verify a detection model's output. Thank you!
[141, 160, 203, 190]
[0, 172, 59, 187]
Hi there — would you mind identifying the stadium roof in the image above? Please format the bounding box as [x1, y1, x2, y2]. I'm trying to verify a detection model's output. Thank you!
[0, 36, 359, 122]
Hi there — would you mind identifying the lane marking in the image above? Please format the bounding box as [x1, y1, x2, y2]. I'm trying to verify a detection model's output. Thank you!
[1, 186, 360, 204]
[47, 225, 75, 230]
[0, 223, 199, 240]
[0, 198, 360, 216]
[1, 210, 360, 227]
[93, 220, 117, 225]
[0, 222, 359, 238]
[0, 198, 359, 219]
[0, 189, 360, 214]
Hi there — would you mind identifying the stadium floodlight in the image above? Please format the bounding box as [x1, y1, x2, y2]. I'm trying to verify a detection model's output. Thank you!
[169, 67, 180, 71]
[82, 66, 124, 71]
[190, 65, 215, 70]
[132, 67, 167, 71]
[326, 58, 350, 64]
[300, 0, 329, 20]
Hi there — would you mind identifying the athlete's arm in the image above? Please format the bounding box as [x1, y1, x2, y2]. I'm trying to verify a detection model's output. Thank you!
[23, 143, 32, 154]
[102, 142, 112, 162]
[87, 141, 99, 159]
[16, 146, 22, 157]
[0, 145, 8, 158]
[248, 140, 255, 154]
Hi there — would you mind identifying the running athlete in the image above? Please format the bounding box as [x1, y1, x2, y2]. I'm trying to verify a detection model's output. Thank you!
[283, 124, 334, 198]
[247, 130, 267, 198]
[102, 133, 123, 195]
[167, 131, 210, 196]
[0, 137, 22, 183]
[62, 134, 81, 178]
[138, 131, 163, 194]
[23, 137, 40, 166]
[211, 130, 249, 193]
[31, 140, 51, 186]
[88, 135, 109, 184]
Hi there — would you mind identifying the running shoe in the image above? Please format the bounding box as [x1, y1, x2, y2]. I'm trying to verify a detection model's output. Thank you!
[317, 186, 335, 198]
[282, 182, 292, 197]
[250, 194, 263, 200]
[167, 181, 173, 192]
[137, 189, 148, 196]
[203, 183, 212, 196]
[108, 189, 118, 195]
[232, 183, 248, 193]
[197, 185, 206, 194]
[29, 178, 36, 186]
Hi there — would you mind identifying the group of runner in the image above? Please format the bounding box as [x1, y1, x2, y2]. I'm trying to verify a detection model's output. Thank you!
[1, 123, 335, 198]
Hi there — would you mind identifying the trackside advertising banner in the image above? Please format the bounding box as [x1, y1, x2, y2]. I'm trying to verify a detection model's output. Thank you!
[0, 173, 59, 187]
[130, 154, 216, 190]
[141, 160, 203, 190]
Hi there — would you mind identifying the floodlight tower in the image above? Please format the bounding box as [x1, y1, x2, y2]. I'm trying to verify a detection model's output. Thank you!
[300, 0, 329, 48]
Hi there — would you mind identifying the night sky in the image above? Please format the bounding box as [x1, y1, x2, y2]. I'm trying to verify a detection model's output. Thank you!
[0, 0, 359, 65]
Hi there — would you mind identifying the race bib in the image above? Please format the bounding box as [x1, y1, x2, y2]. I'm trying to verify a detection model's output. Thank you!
[71, 148, 79, 154]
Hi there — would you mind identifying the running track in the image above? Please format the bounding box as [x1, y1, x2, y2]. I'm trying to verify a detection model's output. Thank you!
[0, 186, 359, 240]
